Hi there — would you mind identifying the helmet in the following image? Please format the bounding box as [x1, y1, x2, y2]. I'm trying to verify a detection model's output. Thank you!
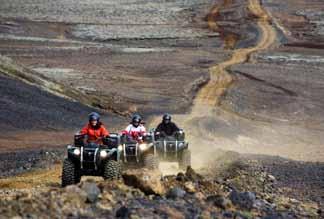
[131, 114, 142, 127]
[162, 113, 171, 124]
[88, 112, 100, 122]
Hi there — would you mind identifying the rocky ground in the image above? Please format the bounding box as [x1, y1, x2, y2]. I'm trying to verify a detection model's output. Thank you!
[0, 152, 321, 218]
[1, 0, 324, 218]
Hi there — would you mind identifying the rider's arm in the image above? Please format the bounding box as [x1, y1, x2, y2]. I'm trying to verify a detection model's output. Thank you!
[170, 123, 180, 136]
[140, 125, 146, 133]
[172, 123, 180, 132]
[155, 123, 162, 132]
[101, 125, 110, 137]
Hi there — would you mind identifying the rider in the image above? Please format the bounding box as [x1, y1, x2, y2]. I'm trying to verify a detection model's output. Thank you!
[155, 113, 180, 136]
[122, 114, 146, 141]
[80, 112, 110, 143]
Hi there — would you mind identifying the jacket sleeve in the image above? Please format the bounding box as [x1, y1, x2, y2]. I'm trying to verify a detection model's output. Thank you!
[172, 123, 180, 133]
[101, 125, 110, 137]
[80, 124, 89, 135]
[140, 126, 146, 133]
[155, 123, 162, 132]
[124, 125, 132, 133]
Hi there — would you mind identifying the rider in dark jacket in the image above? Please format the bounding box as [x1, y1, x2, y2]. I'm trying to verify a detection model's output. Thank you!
[155, 114, 180, 136]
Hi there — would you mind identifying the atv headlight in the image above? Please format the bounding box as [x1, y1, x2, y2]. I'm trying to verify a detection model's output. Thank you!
[100, 150, 108, 158]
[139, 143, 148, 151]
[179, 142, 184, 147]
[118, 145, 123, 151]
[73, 148, 81, 156]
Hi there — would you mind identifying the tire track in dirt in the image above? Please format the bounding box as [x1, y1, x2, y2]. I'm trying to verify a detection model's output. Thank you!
[193, 0, 276, 108]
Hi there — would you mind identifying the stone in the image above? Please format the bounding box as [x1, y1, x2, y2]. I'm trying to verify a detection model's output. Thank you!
[122, 169, 165, 195]
[65, 185, 87, 203]
[81, 182, 101, 203]
[166, 187, 186, 199]
[206, 195, 232, 209]
[229, 190, 256, 210]
[185, 167, 203, 182]
[184, 182, 196, 193]
[116, 206, 131, 218]
[268, 175, 276, 182]
[176, 172, 186, 182]
[194, 192, 206, 201]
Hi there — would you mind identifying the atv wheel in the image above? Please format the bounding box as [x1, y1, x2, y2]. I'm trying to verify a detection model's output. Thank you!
[61, 158, 81, 187]
[179, 149, 191, 170]
[143, 153, 159, 170]
[103, 160, 121, 180]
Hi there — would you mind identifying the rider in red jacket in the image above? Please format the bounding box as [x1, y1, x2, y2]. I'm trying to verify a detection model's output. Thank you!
[80, 112, 109, 143]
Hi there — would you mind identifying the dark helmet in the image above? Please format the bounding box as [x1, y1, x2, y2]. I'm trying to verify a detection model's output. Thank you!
[162, 113, 171, 124]
[131, 114, 142, 127]
[89, 112, 100, 122]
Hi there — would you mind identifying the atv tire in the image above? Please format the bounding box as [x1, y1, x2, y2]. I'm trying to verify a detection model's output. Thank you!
[61, 158, 81, 187]
[179, 149, 191, 170]
[143, 153, 159, 170]
[103, 160, 121, 180]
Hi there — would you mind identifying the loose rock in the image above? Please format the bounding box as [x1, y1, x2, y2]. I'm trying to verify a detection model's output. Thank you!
[81, 181, 101, 203]
[166, 187, 186, 199]
[122, 169, 165, 195]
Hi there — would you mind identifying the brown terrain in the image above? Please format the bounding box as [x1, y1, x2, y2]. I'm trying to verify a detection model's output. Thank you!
[0, 0, 324, 218]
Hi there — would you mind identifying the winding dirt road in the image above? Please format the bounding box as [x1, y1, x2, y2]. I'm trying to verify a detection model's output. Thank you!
[153, 0, 279, 173]
[194, 0, 276, 107]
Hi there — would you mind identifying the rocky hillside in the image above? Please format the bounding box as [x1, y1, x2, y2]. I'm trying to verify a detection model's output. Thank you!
[0, 152, 321, 218]
[0, 55, 126, 151]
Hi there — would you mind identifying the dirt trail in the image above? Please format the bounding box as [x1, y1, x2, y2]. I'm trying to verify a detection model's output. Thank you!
[194, 0, 276, 107]
[153, 0, 279, 174]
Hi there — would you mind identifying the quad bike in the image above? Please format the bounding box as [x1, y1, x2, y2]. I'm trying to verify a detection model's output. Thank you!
[61, 133, 122, 187]
[119, 132, 159, 170]
[153, 129, 191, 170]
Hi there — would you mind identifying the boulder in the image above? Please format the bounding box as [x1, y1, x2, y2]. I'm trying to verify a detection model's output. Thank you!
[122, 169, 165, 195]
